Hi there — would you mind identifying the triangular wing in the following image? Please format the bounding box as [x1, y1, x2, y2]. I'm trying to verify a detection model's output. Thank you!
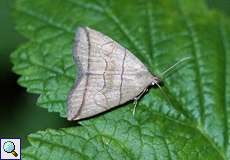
[68, 27, 154, 120]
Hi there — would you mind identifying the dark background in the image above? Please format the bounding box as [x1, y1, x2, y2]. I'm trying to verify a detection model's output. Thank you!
[0, 0, 230, 147]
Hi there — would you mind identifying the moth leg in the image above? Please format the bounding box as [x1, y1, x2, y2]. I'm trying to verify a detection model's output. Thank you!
[132, 88, 148, 116]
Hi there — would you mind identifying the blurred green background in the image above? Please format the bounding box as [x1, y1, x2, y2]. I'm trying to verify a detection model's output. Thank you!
[0, 0, 229, 148]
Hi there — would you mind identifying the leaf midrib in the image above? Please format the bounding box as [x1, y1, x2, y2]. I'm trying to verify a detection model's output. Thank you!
[219, 17, 229, 154]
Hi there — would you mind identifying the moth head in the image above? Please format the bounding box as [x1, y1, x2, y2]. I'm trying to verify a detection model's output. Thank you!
[151, 76, 163, 88]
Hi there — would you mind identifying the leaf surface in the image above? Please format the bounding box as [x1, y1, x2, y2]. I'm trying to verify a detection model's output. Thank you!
[11, 0, 230, 159]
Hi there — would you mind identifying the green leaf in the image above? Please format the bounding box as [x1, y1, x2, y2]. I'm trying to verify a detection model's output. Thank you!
[11, 0, 230, 159]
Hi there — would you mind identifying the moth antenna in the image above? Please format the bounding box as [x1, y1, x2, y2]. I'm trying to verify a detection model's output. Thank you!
[160, 57, 191, 77]
[152, 81, 173, 107]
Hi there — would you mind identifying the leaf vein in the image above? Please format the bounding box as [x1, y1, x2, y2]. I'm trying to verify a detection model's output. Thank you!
[219, 18, 229, 153]
[15, 6, 74, 34]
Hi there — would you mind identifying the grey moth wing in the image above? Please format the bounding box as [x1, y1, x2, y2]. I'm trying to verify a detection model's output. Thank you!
[67, 27, 157, 121]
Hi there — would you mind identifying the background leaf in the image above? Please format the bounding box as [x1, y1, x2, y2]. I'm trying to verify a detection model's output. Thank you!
[11, 0, 230, 159]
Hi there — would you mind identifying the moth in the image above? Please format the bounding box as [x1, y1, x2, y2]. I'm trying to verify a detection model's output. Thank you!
[67, 27, 187, 121]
